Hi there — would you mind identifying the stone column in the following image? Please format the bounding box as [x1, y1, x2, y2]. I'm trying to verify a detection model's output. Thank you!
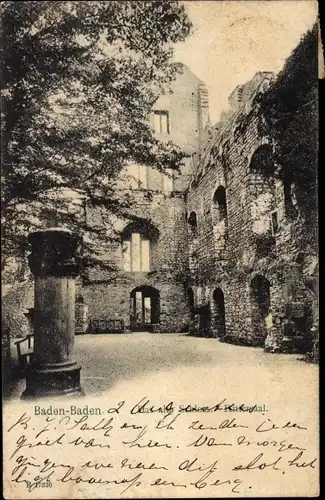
[22, 228, 84, 399]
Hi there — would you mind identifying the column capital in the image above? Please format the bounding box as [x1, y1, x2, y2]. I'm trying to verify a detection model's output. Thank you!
[28, 228, 83, 277]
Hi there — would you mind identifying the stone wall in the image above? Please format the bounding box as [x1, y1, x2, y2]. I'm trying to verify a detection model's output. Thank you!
[79, 65, 210, 332]
[186, 72, 318, 354]
[3, 48, 317, 360]
[81, 189, 191, 332]
[79, 66, 317, 353]
[152, 65, 210, 155]
[82, 281, 189, 332]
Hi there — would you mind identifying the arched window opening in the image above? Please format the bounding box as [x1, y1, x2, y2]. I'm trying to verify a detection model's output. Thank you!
[249, 145, 277, 240]
[122, 233, 150, 272]
[250, 275, 271, 343]
[76, 294, 84, 304]
[126, 164, 148, 189]
[188, 211, 198, 236]
[121, 221, 159, 272]
[212, 186, 228, 224]
[249, 144, 274, 175]
[130, 286, 160, 331]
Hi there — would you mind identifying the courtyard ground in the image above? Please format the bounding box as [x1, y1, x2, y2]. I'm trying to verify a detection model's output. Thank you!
[3, 333, 319, 498]
[5, 331, 318, 403]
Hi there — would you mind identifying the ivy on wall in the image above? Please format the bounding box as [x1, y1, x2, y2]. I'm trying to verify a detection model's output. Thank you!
[256, 24, 318, 239]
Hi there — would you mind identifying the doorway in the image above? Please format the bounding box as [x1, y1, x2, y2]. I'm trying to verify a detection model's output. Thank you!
[130, 286, 160, 331]
[197, 305, 211, 337]
[212, 288, 226, 337]
[187, 288, 195, 320]
[250, 275, 271, 342]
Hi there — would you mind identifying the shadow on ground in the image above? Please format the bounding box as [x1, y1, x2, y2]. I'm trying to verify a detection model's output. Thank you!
[4, 332, 308, 401]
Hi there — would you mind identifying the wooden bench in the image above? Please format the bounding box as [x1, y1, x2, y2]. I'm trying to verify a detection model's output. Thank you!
[14, 334, 35, 372]
[89, 319, 124, 334]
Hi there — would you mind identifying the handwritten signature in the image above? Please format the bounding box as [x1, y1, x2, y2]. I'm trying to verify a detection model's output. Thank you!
[5, 397, 318, 496]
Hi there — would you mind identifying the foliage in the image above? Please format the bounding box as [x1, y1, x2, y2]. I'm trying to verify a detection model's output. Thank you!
[256, 24, 318, 225]
[2, 280, 34, 338]
[1, 1, 192, 272]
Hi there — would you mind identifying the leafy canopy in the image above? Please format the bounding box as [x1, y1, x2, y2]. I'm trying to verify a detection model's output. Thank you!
[1, 1, 192, 265]
[256, 24, 318, 223]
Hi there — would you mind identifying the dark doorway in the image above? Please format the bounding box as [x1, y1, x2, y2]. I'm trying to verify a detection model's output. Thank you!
[212, 288, 226, 337]
[187, 288, 195, 320]
[250, 275, 271, 342]
[188, 211, 198, 236]
[212, 186, 228, 223]
[130, 286, 160, 331]
[197, 305, 211, 337]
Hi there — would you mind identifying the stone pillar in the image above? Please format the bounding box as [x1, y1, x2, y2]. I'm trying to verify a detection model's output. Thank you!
[22, 228, 84, 399]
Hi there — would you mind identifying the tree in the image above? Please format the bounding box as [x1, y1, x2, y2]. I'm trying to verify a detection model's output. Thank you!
[256, 24, 318, 236]
[1, 1, 192, 275]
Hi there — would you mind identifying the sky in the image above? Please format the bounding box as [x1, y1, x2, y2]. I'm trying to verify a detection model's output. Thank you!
[173, 0, 318, 123]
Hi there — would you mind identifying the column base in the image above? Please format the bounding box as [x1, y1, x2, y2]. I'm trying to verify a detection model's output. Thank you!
[21, 362, 84, 400]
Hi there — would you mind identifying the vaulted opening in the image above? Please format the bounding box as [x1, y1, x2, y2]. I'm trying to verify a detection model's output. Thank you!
[130, 285, 160, 331]
[188, 211, 198, 236]
[197, 305, 211, 337]
[212, 186, 228, 224]
[121, 221, 159, 272]
[249, 144, 274, 175]
[212, 288, 226, 338]
[187, 287, 195, 320]
[250, 275, 271, 342]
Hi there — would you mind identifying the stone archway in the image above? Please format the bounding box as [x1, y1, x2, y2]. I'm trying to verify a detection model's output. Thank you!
[197, 305, 211, 337]
[130, 286, 160, 332]
[188, 211, 198, 236]
[187, 288, 195, 320]
[212, 186, 228, 224]
[212, 288, 226, 338]
[250, 275, 271, 343]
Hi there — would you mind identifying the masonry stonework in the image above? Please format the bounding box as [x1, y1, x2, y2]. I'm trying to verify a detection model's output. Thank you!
[79, 65, 206, 333]
[79, 60, 317, 356]
[82, 190, 190, 332]
[186, 70, 317, 354]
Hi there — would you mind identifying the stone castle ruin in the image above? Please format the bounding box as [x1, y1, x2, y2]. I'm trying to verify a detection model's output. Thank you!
[3, 31, 318, 360]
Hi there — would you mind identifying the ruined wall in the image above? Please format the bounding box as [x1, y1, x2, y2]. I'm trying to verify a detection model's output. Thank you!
[186, 73, 317, 353]
[80, 65, 209, 332]
[81, 190, 190, 331]
[80, 63, 317, 352]
[152, 65, 209, 156]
